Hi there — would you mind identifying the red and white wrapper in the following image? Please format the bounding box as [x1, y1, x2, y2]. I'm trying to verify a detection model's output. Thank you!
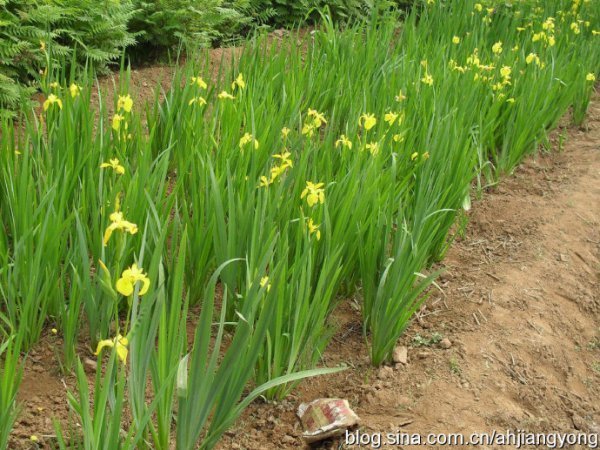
[297, 398, 360, 443]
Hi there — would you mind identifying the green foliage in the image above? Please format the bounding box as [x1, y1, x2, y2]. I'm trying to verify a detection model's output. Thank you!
[0, 334, 22, 449]
[248, 0, 399, 25]
[0, 0, 135, 114]
[129, 0, 252, 51]
[1, 0, 599, 447]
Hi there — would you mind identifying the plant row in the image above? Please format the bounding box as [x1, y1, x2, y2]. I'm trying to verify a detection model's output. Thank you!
[0, 0, 598, 448]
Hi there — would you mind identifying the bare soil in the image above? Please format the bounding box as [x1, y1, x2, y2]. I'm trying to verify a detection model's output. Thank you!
[11, 64, 600, 448]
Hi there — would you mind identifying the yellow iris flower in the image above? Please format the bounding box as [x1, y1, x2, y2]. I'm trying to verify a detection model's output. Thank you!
[103, 211, 138, 246]
[69, 83, 81, 98]
[272, 151, 293, 169]
[112, 114, 124, 131]
[239, 132, 259, 150]
[117, 94, 133, 113]
[492, 41, 503, 54]
[100, 158, 125, 175]
[188, 96, 207, 106]
[43, 94, 63, 111]
[116, 263, 150, 296]
[421, 73, 434, 86]
[335, 134, 353, 149]
[395, 90, 407, 102]
[526, 53, 541, 66]
[259, 175, 272, 188]
[359, 113, 377, 131]
[307, 218, 321, 241]
[95, 334, 129, 363]
[500, 66, 512, 85]
[301, 181, 325, 207]
[384, 112, 401, 126]
[218, 91, 235, 100]
[570, 22, 580, 35]
[393, 133, 405, 143]
[366, 142, 379, 156]
[307, 109, 327, 128]
[232, 73, 246, 91]
[191, 76, 208, 89]
[302, 123, 315, 137]
[259, 276, 271, 292]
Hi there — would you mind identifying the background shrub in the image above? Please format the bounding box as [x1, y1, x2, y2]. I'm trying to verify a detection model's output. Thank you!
[247, 0, 410, 26]
[0, 0, 135, 115]
[129, 0, 253, 53]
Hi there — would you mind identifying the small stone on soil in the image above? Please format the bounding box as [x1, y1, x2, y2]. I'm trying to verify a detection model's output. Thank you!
[416, 351, 431, 359]
[393, 346, 408, 364]
[440, 338, 452, 349]
[571, 414, 588, 431]
[282, 435, 296, 444]
[84, 357, 97, 372]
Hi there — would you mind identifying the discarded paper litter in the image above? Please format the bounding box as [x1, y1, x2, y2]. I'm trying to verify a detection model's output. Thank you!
[297, 398, 360, 443]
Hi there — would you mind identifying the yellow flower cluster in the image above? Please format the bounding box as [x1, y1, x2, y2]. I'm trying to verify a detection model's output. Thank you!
[43, 81, 82, 111]
[112, 94, 133, 132]
[93, 260, 150, 364]
[259, 150, 293, 187]
[218, 73, 246, 101]
[260, 276, 272, 292]
[239, 132, 259, 150]
[189, 75, 208, 105]
[302, 108, 328, 137]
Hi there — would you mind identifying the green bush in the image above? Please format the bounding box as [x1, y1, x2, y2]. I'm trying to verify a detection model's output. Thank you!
[247, 0, 407, 26]
[0, 0, 135, 115]
[129, 0, 253, 52]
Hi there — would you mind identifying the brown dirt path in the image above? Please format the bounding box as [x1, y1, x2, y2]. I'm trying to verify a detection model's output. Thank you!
[219, 98, 600, 449]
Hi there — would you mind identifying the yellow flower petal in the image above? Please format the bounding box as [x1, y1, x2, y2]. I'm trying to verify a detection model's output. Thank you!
[116, 278, 134, 296]
[95, 338, 115, 356]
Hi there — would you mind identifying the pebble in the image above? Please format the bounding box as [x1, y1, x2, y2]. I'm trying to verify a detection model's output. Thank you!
[571, 414, 588, 431]
[393, 346, 408, 364]
[282, 435, 296, 444]
[440, 338, 452, 349]
[84, 358, 98, 373]
[416, 351, 431, 359]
